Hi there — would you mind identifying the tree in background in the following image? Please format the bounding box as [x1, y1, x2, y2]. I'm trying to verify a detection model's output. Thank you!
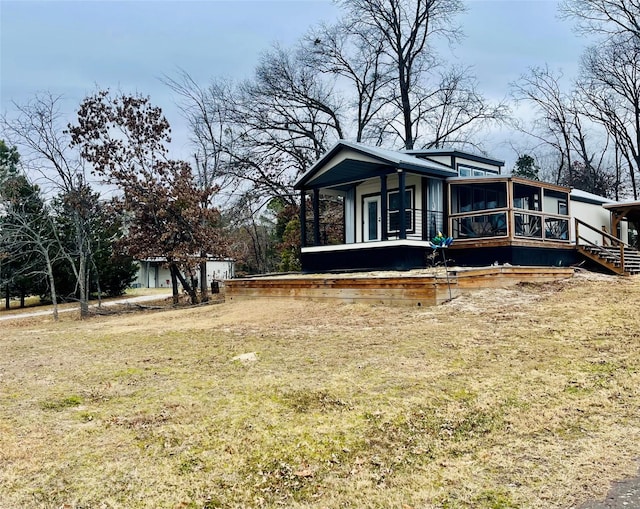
[1, 93, 98, 317]
[304, 19, 391, 144]
[560, 0, 640, 40]
[576, 35, 640, 199]
[338, 0, 508, 150]
[512, 1, 640, 200]
[164, 0, 508, 271]
[0, 142, 64, 318]
[0, 141, 44, 308]
[511, 66, 577, 185]
[50, 187, 137, 300]
[69, 90, 226, 305]
[512, 154, 540, 181]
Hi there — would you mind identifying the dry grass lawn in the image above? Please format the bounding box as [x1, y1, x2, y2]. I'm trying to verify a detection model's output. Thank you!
[1, 272, 640, 508]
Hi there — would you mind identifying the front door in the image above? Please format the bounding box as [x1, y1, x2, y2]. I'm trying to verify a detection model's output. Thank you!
[363, 195, 381, 241]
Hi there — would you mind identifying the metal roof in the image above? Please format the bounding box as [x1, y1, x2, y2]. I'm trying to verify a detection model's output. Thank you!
[294, 140, 457, 191]
[403, 148, 505, 168]
[570, 188, 618, 205]
[603, 200, 640, 223]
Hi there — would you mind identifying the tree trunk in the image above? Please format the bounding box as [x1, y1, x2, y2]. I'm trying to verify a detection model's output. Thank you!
[199, 257, 209, 303]
[173, 266, 199, 305]
[78, 252, 89, 318]
[170, 263, 180, 306]
[399, 71, 414, 150]
[5, 285, 9, 310]
[44, 252, 59, 321]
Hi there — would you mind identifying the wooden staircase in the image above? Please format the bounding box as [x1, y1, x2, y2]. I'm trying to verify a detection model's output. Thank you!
[575, 218, 640, 275]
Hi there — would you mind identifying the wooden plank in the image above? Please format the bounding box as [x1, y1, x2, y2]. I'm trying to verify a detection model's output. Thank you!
[227, 275, 459, 306]
[226, 267, 573, 306]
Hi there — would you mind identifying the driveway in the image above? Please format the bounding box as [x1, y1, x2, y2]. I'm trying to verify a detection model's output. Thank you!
[0, 291, 173, 321]
[578, 470, 640, 508]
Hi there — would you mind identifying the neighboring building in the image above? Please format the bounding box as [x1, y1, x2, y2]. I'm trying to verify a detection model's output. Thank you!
[294, 141, 640, 274]
[132, 258, 235, 289]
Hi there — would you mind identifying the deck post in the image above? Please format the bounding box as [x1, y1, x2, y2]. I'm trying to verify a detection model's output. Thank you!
[381, 174, 388, 241]
[313, 188, 321, 246]
[398, 169, 407, 240]
[300, 190, 307, 248]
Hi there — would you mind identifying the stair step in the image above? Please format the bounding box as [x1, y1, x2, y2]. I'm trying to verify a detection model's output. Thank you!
[578, 244, 640, 275]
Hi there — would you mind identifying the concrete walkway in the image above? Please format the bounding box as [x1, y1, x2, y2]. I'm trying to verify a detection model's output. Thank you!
[0, 292, 173, 321]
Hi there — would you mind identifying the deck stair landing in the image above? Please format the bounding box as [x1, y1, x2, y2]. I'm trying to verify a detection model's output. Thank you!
[575, 218, 640, 275]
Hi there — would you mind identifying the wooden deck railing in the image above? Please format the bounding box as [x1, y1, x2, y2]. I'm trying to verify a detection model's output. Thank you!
[574, 218, 628, 273]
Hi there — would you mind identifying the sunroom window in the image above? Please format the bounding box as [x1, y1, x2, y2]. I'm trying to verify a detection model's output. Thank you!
[451, 182, 507, 214]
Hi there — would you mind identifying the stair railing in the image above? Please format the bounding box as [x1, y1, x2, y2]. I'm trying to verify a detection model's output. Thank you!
[575, 218, 628, 270]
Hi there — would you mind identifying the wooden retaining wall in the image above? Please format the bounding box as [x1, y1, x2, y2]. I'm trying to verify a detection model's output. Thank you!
[225, 266, 574, 306]
[452, 266, 575, 289]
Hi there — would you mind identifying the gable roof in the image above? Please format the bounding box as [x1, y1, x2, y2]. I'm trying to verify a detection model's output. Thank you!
[404, 148, 505, 168]
[294, 140, 457, 191]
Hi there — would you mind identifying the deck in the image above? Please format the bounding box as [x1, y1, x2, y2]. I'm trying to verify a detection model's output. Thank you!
[225, 266, 575, 306]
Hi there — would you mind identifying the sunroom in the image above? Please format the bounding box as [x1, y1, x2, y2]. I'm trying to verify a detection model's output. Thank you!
[446, 177, 574, 266]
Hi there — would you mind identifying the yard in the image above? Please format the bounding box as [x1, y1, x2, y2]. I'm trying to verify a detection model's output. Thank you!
[1, 272, 639, 508]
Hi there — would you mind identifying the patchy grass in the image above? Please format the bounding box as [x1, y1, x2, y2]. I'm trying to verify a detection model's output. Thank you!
[1, 273, 640, 508]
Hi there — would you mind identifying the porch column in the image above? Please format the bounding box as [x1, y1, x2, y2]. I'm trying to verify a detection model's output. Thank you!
[398, 169, 407, 240]
[380, 174, 388, 241]
[611, 209, 625, 240]
[313, 188, 321, 246]
[300, 190, 307, 248]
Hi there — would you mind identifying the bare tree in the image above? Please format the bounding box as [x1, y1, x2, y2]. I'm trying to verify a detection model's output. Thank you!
[162, 71, 240, 201]
[341, 0, 465, 149]
[419, 66, 510, 150]
[303, 20, 392, 143]
[238, 46, 345, 181]
[511, 66, 576, 185]
[0, 160, 63, 320]
[576, 36, 640, 198]
[560, 0, 640, 41]
[511, 64, 625, 197]
[1, 93, 96, 318]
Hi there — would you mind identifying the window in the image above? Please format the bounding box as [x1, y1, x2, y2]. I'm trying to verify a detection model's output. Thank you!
[458, 164, 489, 177]
[451, 182, 507, 213]
[513, 183, 541, 211]
[558, 199, 568, 215]
[388, 187, 414, 233]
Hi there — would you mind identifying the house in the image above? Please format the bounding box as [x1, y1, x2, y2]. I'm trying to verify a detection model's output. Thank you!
[132, 257, 235, 289]
[294, 140, 640, 275]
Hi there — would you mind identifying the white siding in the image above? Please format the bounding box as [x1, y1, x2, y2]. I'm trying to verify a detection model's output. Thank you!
[133, 259, 235, 288]
[570, 199, 615, 244]
[354, 174, 426, 242]
[345, 188, 356, 243]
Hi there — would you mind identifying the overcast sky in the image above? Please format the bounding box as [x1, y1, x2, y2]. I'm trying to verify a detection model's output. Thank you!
[1, 0, 591, 168]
